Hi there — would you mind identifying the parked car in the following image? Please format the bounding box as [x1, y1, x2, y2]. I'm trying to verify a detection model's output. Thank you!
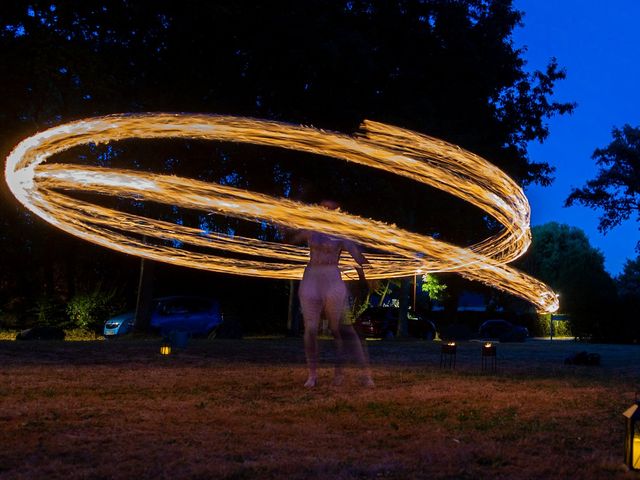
[478, 319, 529, 342]
[103, 296, 222, 338]
[354, 306, 437, 340]
[103, 311, 136, 337]
[151, 296, 222, 338]
[16, 326, 65, 341]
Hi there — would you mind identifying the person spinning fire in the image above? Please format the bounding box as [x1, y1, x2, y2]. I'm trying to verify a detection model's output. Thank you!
[289, 200, 374, 388]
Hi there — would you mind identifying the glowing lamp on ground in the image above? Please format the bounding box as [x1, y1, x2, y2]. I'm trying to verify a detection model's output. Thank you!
[160, 342, 172, 356]
[440, 342, 457, 369]
[481, 342, 497, 372]
[623, 396, 640, 470]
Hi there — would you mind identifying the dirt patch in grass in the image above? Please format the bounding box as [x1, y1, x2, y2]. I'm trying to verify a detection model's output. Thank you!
[0, 338, 638, 479]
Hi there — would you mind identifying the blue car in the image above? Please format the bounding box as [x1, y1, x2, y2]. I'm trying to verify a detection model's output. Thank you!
[104, 311, 136, 337]
[103, 296, 222, 338]
[151, 296, 222, 338]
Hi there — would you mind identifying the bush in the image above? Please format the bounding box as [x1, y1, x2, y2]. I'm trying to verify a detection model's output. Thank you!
[0, 328, 105, 341]
[30, 295, 67, 327]
[66, 288, 123, 331]
[532, 314, 573, 337]
[0, 311, 19, 329]
[0, 329, 18, 340]
[64, 328, 105, 341]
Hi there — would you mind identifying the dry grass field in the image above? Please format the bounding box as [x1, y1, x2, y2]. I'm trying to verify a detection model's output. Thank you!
[1, 337, 639, 479]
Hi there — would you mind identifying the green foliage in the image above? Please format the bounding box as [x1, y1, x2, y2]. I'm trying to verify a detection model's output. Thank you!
[566, 125, 640, 250]
[35, 296, 63, 325]
[0, 328, 104, 340]
[373, 279, 400, 307]
[534, 314, 572, 337]
[63, 328, 106, 341]
[350, 293, 371, 321]
[554, 321, 573, 337]
[345, 278, 408, 322]
[24, 296, 67, 327]
[66, 288, 123, 331]
[0, 311, 18, 329]
[345, 282, 374, 324]
[421, 273, 447, 302]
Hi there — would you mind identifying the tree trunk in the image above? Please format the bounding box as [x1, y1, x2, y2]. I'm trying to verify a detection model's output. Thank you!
[287, 279, 300, 336]
[412, 274, 417, 312]
[134, 257, 155, 333]
[397, 277, 411, 337]
[378, 280, 390, 307]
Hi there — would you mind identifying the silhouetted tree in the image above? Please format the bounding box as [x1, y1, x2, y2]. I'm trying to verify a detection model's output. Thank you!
[616, 256, 640, 342]
[566, 124, 640, 251]
[518, 222, 618, 339]
[617, 256, 640, 299]
[0, 1, 574, 331]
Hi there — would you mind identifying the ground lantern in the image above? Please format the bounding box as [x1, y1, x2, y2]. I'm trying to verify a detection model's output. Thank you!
[623, 397, 640, 470]
[160, 342, 172, 356]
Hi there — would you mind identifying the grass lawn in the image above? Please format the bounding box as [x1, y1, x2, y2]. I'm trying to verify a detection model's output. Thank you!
[0, 337, 639, 479]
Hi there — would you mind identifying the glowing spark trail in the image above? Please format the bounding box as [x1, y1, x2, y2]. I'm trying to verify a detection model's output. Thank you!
[5, 113, 559, 313]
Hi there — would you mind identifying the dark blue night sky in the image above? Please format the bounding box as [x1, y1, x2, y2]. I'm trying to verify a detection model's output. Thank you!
[513, 0, 640, 275]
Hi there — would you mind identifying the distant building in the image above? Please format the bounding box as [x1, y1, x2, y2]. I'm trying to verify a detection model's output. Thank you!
[431, 291, 503, 312]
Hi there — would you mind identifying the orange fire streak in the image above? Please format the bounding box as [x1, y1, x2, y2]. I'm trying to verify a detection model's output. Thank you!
[4, 113, 558, 312]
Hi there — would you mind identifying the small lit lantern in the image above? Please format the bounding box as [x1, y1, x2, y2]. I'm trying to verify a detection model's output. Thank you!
[623, 395, 640, 470]
[440, 342, 456, 369]
[160, 342, 172, 355]
[481, 342, 497, 372]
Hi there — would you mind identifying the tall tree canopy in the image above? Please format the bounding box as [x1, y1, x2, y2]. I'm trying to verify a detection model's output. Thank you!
[617, 256, 640, 299]
[614, 256, 640, 342]
[0, 1, 573, 327]
[518, 222, 617, 338]
[566, 124, 640, 251]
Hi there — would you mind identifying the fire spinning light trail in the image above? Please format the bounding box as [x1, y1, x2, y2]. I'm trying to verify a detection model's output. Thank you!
[5, 113, 559, 313]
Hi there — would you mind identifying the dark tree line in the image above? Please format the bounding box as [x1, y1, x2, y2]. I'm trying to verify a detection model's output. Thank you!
[516, 222, 640, 342]
[557, 122, 640, 341]
[0, 1, 574, 332]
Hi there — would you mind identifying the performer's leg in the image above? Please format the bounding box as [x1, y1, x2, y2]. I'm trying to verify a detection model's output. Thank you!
[299, 291, 322, 387]
[340, 324, 374, 387]
[325, 285, 348, 385]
